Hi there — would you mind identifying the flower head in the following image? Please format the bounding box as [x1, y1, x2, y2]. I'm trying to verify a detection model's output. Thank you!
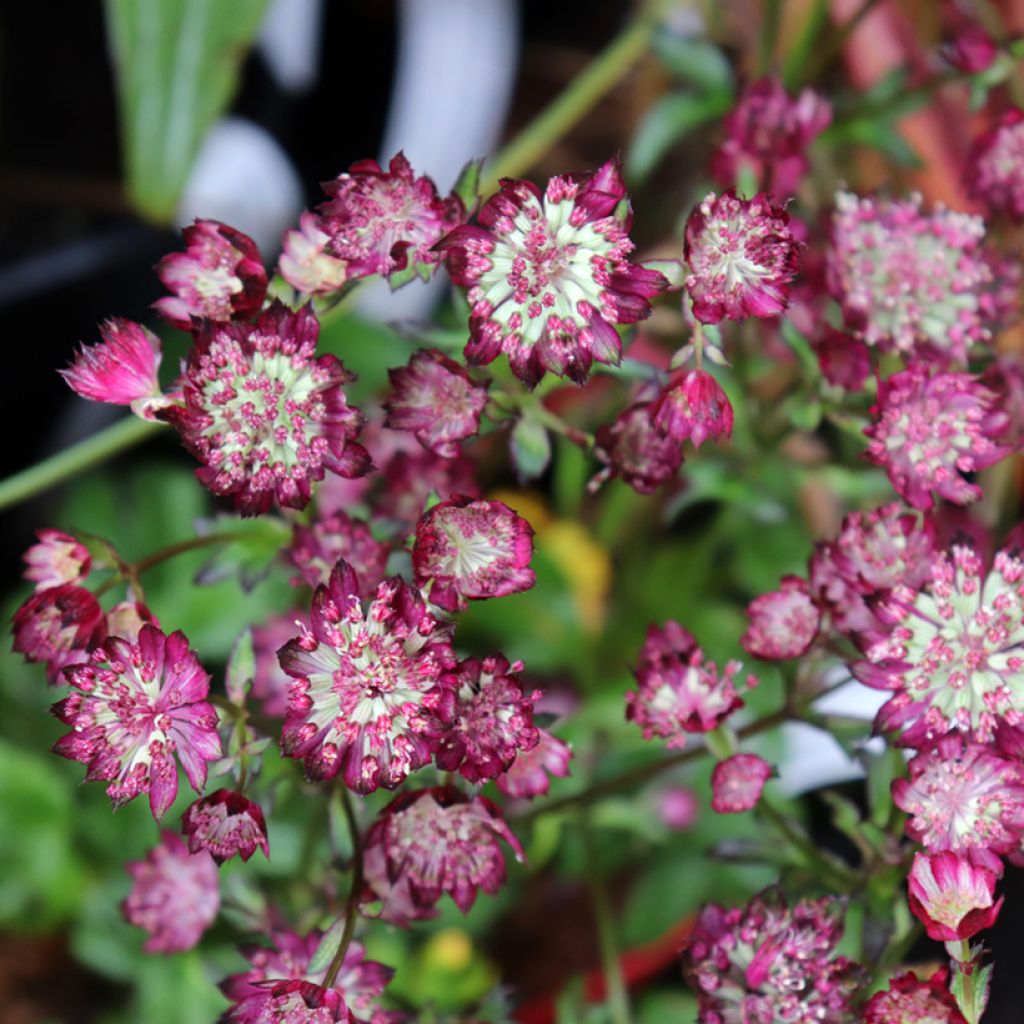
[221, 982, 355, 1024]
[383, 349, 489, 458]
[154, 219, 267, 329]
[182, 789, 270, 864]
[967, 109, 1024, 218]
[943, 22, 999, 73]
[864, 365, 1008, 510]
[53, 624, 221, 818]
[288, 511, 390, 597]
[167, 301, 370, 516]
[437, 158, 665, 387]
[362, 787, 524, 924]
[907, 851, 1003, 942]
[741, 576, 819, 660]
[495, 727, 573, 799]
[123, 832, 219, 953]
[12, 583, 107, 684]
[592, 402, 683, 493]
[683, 191, 800, 324]
[711, 753, 772, 813]
[626, 622, 757, 746]
[279, 211, 350, 295]
[683, 889, 859, 1024]
[812, 326, 871, 392]
[278, 560, 456, 793]
[22, 529, 91, 591]
[863, 969, 966, 1024]
[378, 449, 481, 528]
[651, 369, 733, 449]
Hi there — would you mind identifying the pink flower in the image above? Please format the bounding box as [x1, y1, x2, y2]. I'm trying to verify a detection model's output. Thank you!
[379, 449, 481, 529]
[651, 369, 733, 449]
[166, 302, 370, 516]
[53, 624, 221, 818]
[626, 622, 757, 746]
[222, 981, 355, 1023]
[287, 511, 390, 597]
[436, 655, 540, 782]
[967, 109, 1024, 219]
[122, 832, 219, 953]
[60, 318, 166, 419]
[592, 402, 683, 493]
[278, 560, 455, 793]
[812, 326, 870, 392]
[21, 530, 90, 592]
[741, 576, 819, 660]
[656, 787, 699, 830]
[361, 787, 524, 924]
[12, 583, 107, 684]
[684, 889, 859, 1024]
[317, 152, 464, 281]
[252, 611, 307, 718]
[182, 789, 269, 864]
[710, 76, 831, 196]
[495, 727, 573, 799]
[412, 497, 535, 612]
[437, 158, 666, 387]
[862, 968, 966, 1024]
[154, 219, 267, 329]
[907, 851, 1003, 942]
[943, 22, 999, 73]
[278, 211, 350, 295]
[683, 191, 800, 324]
[864, 365, 1009, 511]
[711, 753, 772, 813]
[383, 349, 489, 457]
[105, 599, 156, 643]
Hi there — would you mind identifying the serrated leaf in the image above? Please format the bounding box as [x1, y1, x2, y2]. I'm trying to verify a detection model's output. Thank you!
[627, 91, 731, 182]
[226, 628, 254, 703]
[453, 157, 485, 210]
[510, 417, 552, 482]
[951, 959, 993, 1024]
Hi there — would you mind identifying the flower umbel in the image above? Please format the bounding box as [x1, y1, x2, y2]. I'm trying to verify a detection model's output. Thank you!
[711, 753, 772, 814]
[182, 789, 270, 865]
[967, 109, 1024, 219]
[741, 576, 820, 660]
[651, 370, 734, 449]
[862, 968, 967, 1024]
[591, 402, 683, 493]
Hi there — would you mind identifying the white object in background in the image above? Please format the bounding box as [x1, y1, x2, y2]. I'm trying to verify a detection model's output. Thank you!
[258, 0, 324, 94]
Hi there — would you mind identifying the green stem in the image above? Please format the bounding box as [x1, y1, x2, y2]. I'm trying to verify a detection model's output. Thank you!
[323, 791, 365, 992]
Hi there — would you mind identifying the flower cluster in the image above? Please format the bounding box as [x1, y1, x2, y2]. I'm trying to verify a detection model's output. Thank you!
[741, 575, 819, 660]
[862, 969, 967, 1024]
[967, 109, 1024, 219]
[651, 370, 733, 450]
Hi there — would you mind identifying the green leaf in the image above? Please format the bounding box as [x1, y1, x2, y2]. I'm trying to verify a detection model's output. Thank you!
[510, 417, 552, 481]
[194, 514, 291, 590]
[452, 157, 485, 210]
[651, 34, 733, 96]
[627, 91, 731, 182]
[104, 0, 271, 223]
[225, 627, 254, 703]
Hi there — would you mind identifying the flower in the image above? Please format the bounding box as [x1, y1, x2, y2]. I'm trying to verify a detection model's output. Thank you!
[828, 191, 1006, 362]
[436, 655, 540, 782]
[166, 301, 370, 516]
[361, 787, 524, 924]
[412, 496, 535, 612]
[943, 22, 999, 73]
[856, 546, 1024, 746]
[656, 787, 699, 830]
[317, 152, 464, 281]
[812, 326, 871, 392]
[287, 511, 390, 597]
[907, 851, 1003, 942]
[862, 968, 966, 1024]
[864, 365, 1009, 511]
[651, 370, 733, 449]
[711, 753, 772, 813]
[495, 727, 573, 799]
[892, 734, 1024, 873]
[154, 219, 267, 329]
[683, 191, 800, 324]
[60, 318, 166, 419]
[22, 530, 91, 591]
[279, 211, 350, 295]
[436, 158, 665, 387]
[278, 560, 456, 793]
[122, 832, 219, 953]
[221, 982, 355, 1024]
[53, 624, 221, 818]
[252, 611, 308, 718]
[378, 449, 481, 528]
[683, 889, 859, 1024]
[105, 599, 156, 642]
[967, 109, 1024, 219]
[12, 584, 107, 684]
[383, 349, 489, 457]
[741, 576, 819, 660]
[591, 402, 683, 494]
[182, 789, 270, 864]
[626, 622, 757, 746]
[710, 77, 831, 197]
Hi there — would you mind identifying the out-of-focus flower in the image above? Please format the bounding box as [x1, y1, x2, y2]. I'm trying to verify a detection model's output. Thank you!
[166, 302, 370, 516]
[437, 158, 665, 387]
[154, 219, 267, 329]
[279, 211, 350, 295]
[651, 369, 733, 449]
[383, 349, 489, 457]
[862, 968, 966, 1024]
[12, 584, 106, 684]
[967, 109, 1024, 218]
[592, 402, 683, 493]
[711, 753, 772, 813]
[252, 611, 307, 718]
[278, 560, 455, 793]
[105, 599, 156, 643]
[362, 787, 524, 924]
[943, 22, 999, 73]
[378, 449, 481, 528]
[812, 326, 871, 392]
[742, 576, 819, 660]
[122, 832, 219, 953]
[656, 787, 699, 830]
[683, 191, 800, 324]
[287, 512, 389, 597]
[182, 789, 269, 865]
[53, 624, 221, 818]
[495, 727, 573, 799]
[222, 981, 355, 1023]
[907, 851, 1003, 941]
[984, 355, 1024, 446]
[22, 530, 91, 591]
[864, 365, 1008, 510]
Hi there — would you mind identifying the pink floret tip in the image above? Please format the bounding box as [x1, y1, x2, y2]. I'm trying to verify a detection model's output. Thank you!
[22, 529, 91, 591]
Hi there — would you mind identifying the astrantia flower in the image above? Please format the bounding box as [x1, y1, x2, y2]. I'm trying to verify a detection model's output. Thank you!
[252, 611, 307, 718]
[287, 512, 389, 597]
[222, 981, 355, 1024]
[812, 325, 871, 393]
[864, 365, 1009, 511]
[279, 211, 350, 295]
[741, 576, 819, 660]
[361, 787, 524, 924]
[863, 968, 966, 1024]
[683, 191, 799, 324]
[651, 369, 733, 449]
[278, 560, 455, 793]
[710, 76, 831, 197]
[167, 301, 370, 516]
[436, 655, 540, 782]
[383, 349, 489, 457]
[182, 789, 270, 864]
[591, 402, 683, 494]
[828, 191, 1005, 361]
[22, 529, 91, 591]
[378, 449, 481, 528]
[437, 158, 666, 387]
[123, 832, 219, 953]
[496, 727, 573, 799]
[711, 753, 772, 813]
[105, 599, 155, 643]
[683, 889, 859, 1024]
[943, 21, 999, 73]
[967, 109, 1024, 218]
[154, 219, 268, 329]
[412, 496, 535, 612]
[53, 624, 221, 818]
[317, 152, 464, 281]
[892, 734, 1024, 873]
[12, 584, 106, 684]
[626, 622, 757, 746]
[907, 851, 1003, 941]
